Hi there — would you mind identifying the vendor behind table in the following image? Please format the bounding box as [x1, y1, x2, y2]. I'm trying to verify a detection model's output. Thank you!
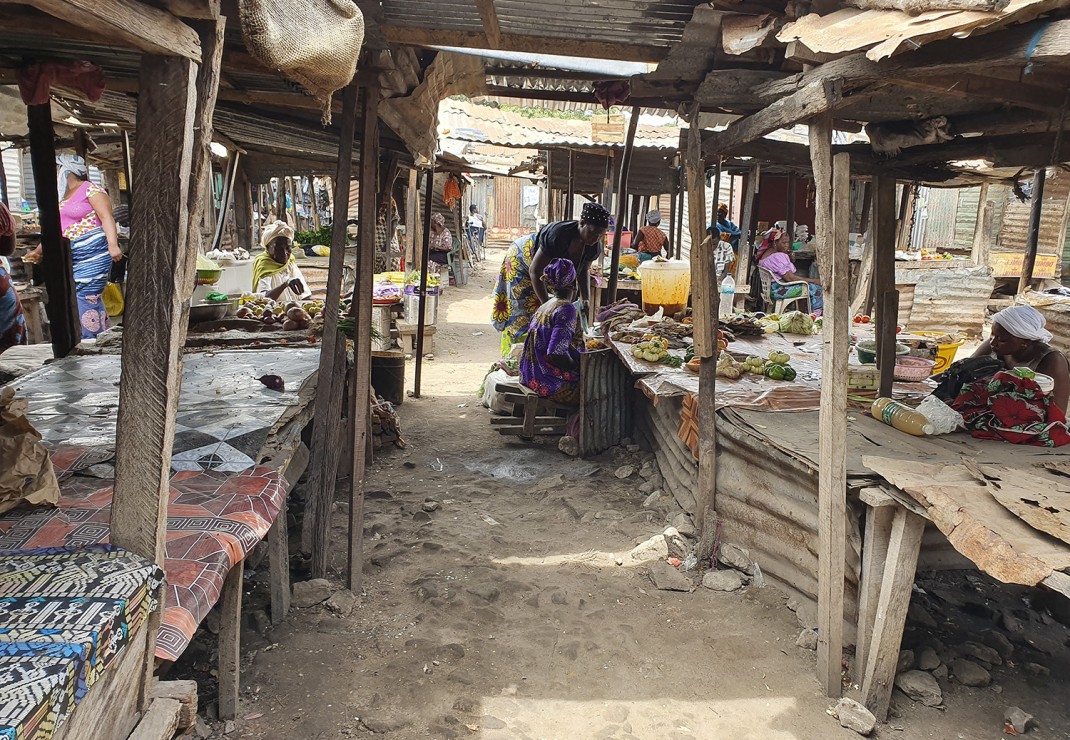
[253, 220, 312, 303]
[428, 212, 452, 266]
[756, 227, 823, 314]
[633, 210, 668, 262]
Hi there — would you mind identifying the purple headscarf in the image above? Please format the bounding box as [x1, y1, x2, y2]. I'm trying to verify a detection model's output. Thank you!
[542, 258, 577, 292]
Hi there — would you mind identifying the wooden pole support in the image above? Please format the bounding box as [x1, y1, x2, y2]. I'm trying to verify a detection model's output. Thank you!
[733, 164, 760, 309]
[1018, 167, 1046, 294]
[348, 81, 380, 591]
[607, 106, 640, 304]
[870, 175, 898, 397]
[306, 83, 359, 577]
[685, 109, 713, 356]
[413, 167, 434, 396]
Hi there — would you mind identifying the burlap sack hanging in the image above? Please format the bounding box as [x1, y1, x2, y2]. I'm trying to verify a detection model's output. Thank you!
[238, 0, 364, 124]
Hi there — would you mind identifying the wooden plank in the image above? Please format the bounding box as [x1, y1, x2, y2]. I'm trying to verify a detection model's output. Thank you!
[348, 81, 380, 592]
[270, 442, 308, 623]
[159, 0, 220, 18]
[150, 679, 198, 730]
[25, 0, 202, 61]
[813, 119, 851, 698]
[53, 628, 148, 740]
[970, 182, 992, 266]
[871, 175, 897, 398]
[128, 698, 180, 740]
[732, 165, 759, 309]
[305, 84, 359, 576]
[890, 72, 1061, 113]
[855, 502, 894, 682]
[703, 79, 843, 157]
[861, 507, 926, 721]
[414, 166, 434, 396]
[217, 559, 243, 721]
[25, 103, 80, 358]
[607, 107, 640, 304]
[380, 25, 664, 63]
[1042, 570, 1070, 599]
[475, 0, 502, 47]
[685, 111, 713, 356]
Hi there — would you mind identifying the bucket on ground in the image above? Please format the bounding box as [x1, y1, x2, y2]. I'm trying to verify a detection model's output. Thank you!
[911, 331, 966, 374]
[371, 352, 406, 405]
[637, 260, 691, 316]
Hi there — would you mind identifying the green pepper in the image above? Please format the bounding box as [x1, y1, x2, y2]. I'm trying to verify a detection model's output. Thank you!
[764, 363, 797, 381]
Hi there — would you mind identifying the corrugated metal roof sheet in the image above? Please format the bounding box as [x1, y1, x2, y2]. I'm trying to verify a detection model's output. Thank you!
[895, 264, 995, 335]
[995, 167, 1070, 258]
[547, 149, 677, 196]
[439, 99, 681, 149]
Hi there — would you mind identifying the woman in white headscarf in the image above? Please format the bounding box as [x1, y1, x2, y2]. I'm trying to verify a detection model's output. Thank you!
[972, 304, 1069, 411]
[252, 220, 311, 302]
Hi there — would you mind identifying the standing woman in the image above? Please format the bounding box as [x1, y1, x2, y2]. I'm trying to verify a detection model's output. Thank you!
[25, 154, 122, 338]
[492, 201, 610, 356]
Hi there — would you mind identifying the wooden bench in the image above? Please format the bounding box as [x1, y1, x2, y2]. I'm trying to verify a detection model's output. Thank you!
[490, 383, 571, 440]
[396, 322, 437, 354]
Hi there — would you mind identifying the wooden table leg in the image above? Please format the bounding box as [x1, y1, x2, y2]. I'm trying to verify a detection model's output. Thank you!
[856, 488, 897, 681]
[218, 559, 244, 721]
[268, 497, 290, 625]
[861, 506, 926, 720]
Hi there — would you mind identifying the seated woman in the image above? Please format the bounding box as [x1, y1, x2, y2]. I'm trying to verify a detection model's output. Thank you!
[633, 211, 668, 262]
[971, 305, 1069, 413]
[253, 221, 311, 302]
[756, 227, 823, 314]
[0, 201, 27, 354]
[428, 213, 452, 266]
[520, 259, 584, 405]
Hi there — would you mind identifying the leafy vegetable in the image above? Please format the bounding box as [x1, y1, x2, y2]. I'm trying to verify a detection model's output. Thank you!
[778, 311, 814, 335]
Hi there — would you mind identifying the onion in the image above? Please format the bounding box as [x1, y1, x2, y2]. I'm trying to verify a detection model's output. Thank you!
[286, 307, 310, 322]
[281, 319, 299, 331]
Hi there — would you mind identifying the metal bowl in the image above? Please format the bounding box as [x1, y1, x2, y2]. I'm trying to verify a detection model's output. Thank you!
[188, 303, 229, 325]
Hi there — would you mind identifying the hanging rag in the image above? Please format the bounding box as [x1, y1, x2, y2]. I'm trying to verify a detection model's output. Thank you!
[18, 61, 105, 106]
[443, 177, 462, 208]
[594, 80, 631, 110]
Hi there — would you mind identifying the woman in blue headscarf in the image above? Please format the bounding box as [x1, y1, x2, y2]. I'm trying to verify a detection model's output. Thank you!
[519, 258, 584, 405]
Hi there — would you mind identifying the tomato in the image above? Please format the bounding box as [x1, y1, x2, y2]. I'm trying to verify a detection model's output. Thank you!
[861, 315, 871, 324]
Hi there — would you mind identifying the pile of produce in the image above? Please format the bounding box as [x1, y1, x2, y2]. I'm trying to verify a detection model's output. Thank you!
[775, 311, 815, 335]
[630, 337, 683, 368]
[235, 297, 325, 331]
[716, 352, 743, 379]
[714, 349, 797, 381]
[719, 314, 766, 338]
[584, 338, 606, 351]
[920, 249, 954, 261]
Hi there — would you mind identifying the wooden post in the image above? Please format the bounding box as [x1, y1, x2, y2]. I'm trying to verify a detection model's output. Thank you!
[305, 83, 359, 577]
[858, 180, 873, 236]
[217, 558, 243, 720]
[1018, 167, 1046, 294]
[210, 149, 239, 253]
[685, 107, 717, 539]
[970, 182, 992, 266]
[733, 165, 760, 308]
[894, 183, 915, 252]
[811, 111, 850, 698]
[711, 159, 722, 279]
[565, 150, 575, 219]
[405, 168, 419, 269]
[233, 161, 253, 251]
[675, 165, 685, 259]
[607, 106, 640, 304]
[275, 176, 286, 223]
[0, 154, 8, 207]
[546, 150, 555, 222]
[413, 165, 434, 397]
[121, 130, 134, 197]
[871, 175, 898, 398]
[786, 172, 797, 241]
[348, 80, 379, 591]
[310, 178, 321, 230]
[668, 172, 678, 257]
[26, 104, 80, 357]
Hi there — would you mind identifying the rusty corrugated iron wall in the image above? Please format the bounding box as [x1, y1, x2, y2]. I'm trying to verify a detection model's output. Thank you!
[995, 168, 1070, 260]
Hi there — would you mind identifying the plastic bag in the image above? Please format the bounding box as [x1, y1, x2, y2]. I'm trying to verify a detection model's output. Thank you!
[102, 282, 124, 317]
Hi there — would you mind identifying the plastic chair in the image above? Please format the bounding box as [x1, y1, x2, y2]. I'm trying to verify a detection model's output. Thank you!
[758, 266, 811, 315]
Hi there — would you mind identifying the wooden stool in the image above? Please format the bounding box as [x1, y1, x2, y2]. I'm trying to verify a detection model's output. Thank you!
[490, 383, 571, 440]
[396, 322, 437, 354]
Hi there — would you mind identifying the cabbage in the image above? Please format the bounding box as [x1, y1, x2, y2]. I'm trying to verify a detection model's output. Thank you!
[778, 311, 814, 335]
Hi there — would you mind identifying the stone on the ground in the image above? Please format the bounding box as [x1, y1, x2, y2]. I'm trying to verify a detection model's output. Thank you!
[932, 663, 949, 680]
[224, 720, 237, 735]
[648, 561, 691, 592]
[960, 641, 1002, 666]
[667, 533, 692, 560]
[717, 543, 752, 572]
[895, 670, 943, 707]
[638, 480, 655, 495]
[421, 500, 441, 513]
[951, 658, 991, 687]
[194, 717, 212, 739]
[981, 630, 1014, 660]
[795, 602, 819, 630]
[1023, 662, 1049, 677]
[917, 647, 941, 671]
[897, 650, 915, 674]
[558, 436, 579, 456]
[326, 589, 357, 617]
[466, 584, 500, 603]
[551, 591, 568, 605]
[795, 628, 818, 651]
[249, 609, 272, 636]
[413, 510, 433, 522]
[1000, 610, 1025, 633]
[361, 713, 412, 733]
[834, 698, 876, 736]
[702, 569, 744, 592]
[614, 465, 637, 479]
[535, 474, 566, 492]
[292, 578, 332, 608]
[638, 462, 656, 480]
[625, 534, 670, 564]
[1004, 706, 1035, 734]
[670, 513, 697, 539]
[642, 491, 662, 508]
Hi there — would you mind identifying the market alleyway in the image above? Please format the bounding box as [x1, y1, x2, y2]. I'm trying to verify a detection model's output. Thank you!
[210, 250, 1067, 740]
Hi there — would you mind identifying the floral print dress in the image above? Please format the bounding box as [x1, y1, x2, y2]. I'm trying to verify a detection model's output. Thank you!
[519, 298, 583, 405]
[491, 234, 539, 356]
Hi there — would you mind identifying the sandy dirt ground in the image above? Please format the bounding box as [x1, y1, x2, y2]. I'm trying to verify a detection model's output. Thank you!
[176, 248, 1070, 740]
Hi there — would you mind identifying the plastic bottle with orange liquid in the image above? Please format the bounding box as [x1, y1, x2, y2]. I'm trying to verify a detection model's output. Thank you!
[871, 398, 934, 436]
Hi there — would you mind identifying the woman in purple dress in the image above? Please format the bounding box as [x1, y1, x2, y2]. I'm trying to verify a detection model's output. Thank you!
[520, 259, 584, 405]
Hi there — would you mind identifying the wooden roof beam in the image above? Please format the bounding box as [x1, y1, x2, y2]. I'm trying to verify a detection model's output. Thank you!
[153, 0, 220, 19]
[703, 78, 845, 157]
[475, 0, 502, 48]
[888, 73, 1064, 113]
[381, 25, 665, 63]
[24, 0, 202, 61]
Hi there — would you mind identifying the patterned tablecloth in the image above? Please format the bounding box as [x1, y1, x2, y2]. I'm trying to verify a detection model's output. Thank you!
[0, 545, 163, 739]
[0, 450, 285, 661]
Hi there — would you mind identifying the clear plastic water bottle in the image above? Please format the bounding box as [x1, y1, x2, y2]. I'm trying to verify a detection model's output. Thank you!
[718, 274, 735, 319]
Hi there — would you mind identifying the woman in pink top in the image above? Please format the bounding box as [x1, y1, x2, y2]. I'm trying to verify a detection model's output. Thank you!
[25, 154, 122, 338]
[756, 227, 823, 313]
